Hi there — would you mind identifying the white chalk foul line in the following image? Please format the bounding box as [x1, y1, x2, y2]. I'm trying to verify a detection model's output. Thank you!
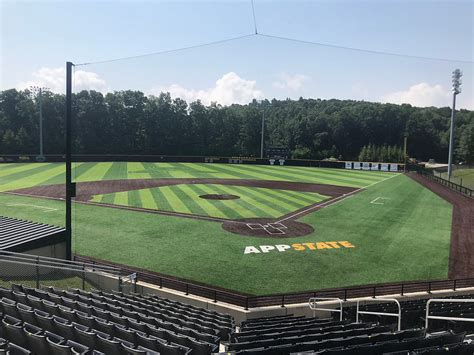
[276, 173, 401, 223]
[6, 203, 58, 212]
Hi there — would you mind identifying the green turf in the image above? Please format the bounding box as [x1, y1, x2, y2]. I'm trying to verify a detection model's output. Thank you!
[0, 163, 452, 295]
[90, 184, 328, 219]
[0, 162, 392, 192]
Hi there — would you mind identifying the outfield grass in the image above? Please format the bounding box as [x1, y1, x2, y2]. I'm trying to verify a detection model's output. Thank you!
[0, 162, 392, 192]
[0, 163, 452, 295]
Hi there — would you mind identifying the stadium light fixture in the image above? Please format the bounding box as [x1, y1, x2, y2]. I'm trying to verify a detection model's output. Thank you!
[447, 69, 462, 179]
[29, 86, 49, 161]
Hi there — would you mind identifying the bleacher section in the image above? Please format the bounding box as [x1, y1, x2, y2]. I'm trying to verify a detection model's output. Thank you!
[0, 284, 234, 354]
[346, 295, 474, 332]
[223, 314, 473, 354]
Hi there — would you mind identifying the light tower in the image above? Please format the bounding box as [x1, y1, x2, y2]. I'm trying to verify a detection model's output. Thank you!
[29, 86, 49, 161]
[447, 69, 462, 179]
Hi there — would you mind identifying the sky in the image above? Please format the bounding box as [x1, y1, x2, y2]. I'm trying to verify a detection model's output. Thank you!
[1, 0, 473, 109]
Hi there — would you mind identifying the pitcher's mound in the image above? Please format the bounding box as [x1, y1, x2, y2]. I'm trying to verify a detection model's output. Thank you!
[200, 194, 240, 200]
[222, 218, 314, 238]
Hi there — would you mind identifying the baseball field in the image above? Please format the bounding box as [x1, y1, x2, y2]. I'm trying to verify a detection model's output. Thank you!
[0, 162, 454, 295]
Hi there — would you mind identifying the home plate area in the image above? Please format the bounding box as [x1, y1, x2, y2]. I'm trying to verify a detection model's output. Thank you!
[247, 222, 288, 235]
[222, 218, 314, 238]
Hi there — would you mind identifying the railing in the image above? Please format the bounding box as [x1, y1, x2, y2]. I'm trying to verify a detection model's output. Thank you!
[417, 169, 473, 198]
[356, 298, 401, 331]
[73, 255, 474, 309]
[0, 250, 120, 275]
[425, 298, 474, 330]
[309, 297, 343, 321]
[1, 251, 123, 292]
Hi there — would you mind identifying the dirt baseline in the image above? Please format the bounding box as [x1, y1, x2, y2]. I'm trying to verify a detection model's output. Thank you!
[9, 178, 358, 238]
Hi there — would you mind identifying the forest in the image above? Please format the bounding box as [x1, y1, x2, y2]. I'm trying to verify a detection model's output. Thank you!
[0, 88, 473, 163]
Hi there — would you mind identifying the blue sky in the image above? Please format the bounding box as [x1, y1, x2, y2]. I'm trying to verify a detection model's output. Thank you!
[1, 0, 473, 108]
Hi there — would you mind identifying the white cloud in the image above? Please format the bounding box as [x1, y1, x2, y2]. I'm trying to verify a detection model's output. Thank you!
[17, 67, 108, 93]
[152, 72, 263, 106]
[381, 82, 451, 108]
[273, 72, 309, 91]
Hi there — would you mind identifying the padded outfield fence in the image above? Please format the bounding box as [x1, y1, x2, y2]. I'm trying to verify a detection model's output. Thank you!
[74, 255, 474, 309]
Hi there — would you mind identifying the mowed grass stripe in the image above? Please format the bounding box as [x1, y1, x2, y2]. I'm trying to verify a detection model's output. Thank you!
[102, 162, 128, 181]
[201, 164, 266, 180]
[242, 164, 375, 187]
[229, 186, 287, 217]
[261, 187, 324, 207]
[191, 184, 247, 219]
[73, 163, 99, 180]
[209, 185, 270, 218]
[280, 189, 328, 204]
[210, 164, 288, 181]
[0, 163, 42, 178]
[282, 165, 388, 179]
[127, 162, 151, 179]
[171, 185, 209, 217]
[138, 188, 158, 210]
[128, 189, 143, 208]
[247, 186, 307, 210]
[1, 163, 66, 191]
[142, 163, 174, 178]
[183, 185, 230, 219]
[0, 163, 57, 187]
[180, 163, 218, 173]
[239, 186, 300, 212]
[78, 162, 113, 182]
[276, 165, 384, 184]
[213, 163, 366, 187]
[113, 191, 129, 206]
[149, 187, 173, 211]
[159, 186, 193, 214]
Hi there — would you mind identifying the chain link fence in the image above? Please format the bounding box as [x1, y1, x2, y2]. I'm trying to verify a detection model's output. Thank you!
[0, 251, 126, 293]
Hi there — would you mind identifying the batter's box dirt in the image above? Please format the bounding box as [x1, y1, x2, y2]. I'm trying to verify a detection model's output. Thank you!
[224, 218, 314, 238]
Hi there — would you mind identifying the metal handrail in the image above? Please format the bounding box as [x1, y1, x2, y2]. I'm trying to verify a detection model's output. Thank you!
[0, 258, 119, 275]
[425, 298, 474, 330]
[309, 297, 343, 321]
[0, 250, 120, 272]
[356, 298, 402, 331]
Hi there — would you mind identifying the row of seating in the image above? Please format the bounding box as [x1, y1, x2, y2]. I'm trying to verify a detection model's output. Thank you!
[0, 283, 238, 354]
[350, 294, 474, 331]
[228, 325, 423, 352]
[223, 314, 470, 355]
[10, 285, 231, 340]
[233, 322, 378, 344]
[232, 320, 351, 341]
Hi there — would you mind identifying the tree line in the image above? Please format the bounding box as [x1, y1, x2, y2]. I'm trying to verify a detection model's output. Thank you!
[0, 88, 473, 163]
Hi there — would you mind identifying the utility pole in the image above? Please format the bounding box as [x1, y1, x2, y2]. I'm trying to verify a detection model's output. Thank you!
[447, 69, 462, 179]
[403, 135, 407, 172]
[30, 86, 48, 161]
[39, 89, 44, 159]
